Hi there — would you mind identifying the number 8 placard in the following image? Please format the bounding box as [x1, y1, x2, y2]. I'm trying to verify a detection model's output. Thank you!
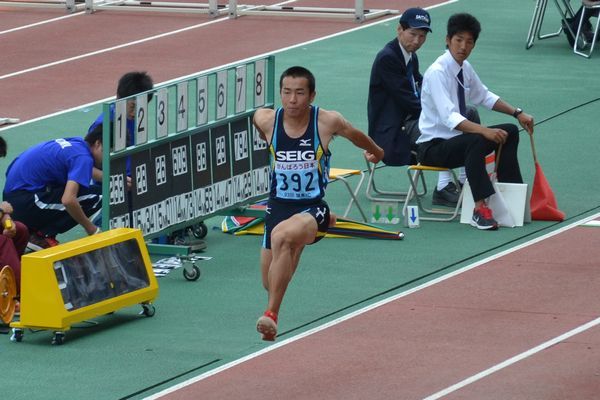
[254, 59, 265, 108]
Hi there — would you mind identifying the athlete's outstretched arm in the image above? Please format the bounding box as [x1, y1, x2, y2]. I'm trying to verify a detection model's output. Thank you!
[321, 110, 384, 163]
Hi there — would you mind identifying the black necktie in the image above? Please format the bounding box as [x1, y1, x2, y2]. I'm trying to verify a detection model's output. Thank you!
[406, 57, 418, 98]
[457, 68, 466, 116]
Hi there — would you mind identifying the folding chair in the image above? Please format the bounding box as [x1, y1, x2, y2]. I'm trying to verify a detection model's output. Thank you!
[329, 167, 367, 222]
[526, 0, 576, 49]
[401, 164, 464, 222]
[364, 157, 427, 203]
[574, 0, 600, 57]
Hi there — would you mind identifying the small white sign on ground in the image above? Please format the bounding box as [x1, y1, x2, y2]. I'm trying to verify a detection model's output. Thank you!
[404, 205, 420, 228]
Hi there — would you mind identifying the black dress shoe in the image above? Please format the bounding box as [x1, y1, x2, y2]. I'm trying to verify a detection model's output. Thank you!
[563, 18, 592, 50]
[562, 18, 576, 47]
[432, 182, 460, 207]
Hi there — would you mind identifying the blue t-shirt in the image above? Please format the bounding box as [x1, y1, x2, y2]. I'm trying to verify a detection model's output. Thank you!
[4, 137, 94, 193]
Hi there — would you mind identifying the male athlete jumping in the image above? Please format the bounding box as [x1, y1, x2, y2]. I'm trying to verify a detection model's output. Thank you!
[252, 66, 384, 341]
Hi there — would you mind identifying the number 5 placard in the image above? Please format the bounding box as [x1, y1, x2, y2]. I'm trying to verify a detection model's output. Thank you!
[197, 76, 208, 126]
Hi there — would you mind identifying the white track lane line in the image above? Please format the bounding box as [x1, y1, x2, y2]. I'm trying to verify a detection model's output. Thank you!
[0, 11, 85, 36]
[144, 212, 600, 400]
[0, 0, 457, 133]
[0, 17, 228, 81]
[0, 0, 299, 80]
[423, 316, 600, 399]
[583, 220, 600, 227]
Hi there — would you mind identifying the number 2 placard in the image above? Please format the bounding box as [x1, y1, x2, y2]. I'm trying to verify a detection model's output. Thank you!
[135, 94, 148, 145]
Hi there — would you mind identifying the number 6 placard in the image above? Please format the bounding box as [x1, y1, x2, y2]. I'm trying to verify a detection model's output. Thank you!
[216, 70, 227, 120]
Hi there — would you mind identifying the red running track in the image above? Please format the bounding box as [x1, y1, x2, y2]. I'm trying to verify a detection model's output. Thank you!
[0, 0, 440, 123]
[6, 3, 599, 398]
[151, 217, 600, 399]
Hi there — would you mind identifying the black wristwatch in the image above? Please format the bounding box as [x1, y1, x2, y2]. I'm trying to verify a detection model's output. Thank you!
[512, 107, 523, 118]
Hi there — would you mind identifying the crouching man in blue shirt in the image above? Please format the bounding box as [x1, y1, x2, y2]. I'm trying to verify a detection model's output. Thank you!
[3, 125, 104, 250]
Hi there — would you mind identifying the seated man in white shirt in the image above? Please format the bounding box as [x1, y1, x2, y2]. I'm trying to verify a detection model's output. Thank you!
[416, 13, 534, 230]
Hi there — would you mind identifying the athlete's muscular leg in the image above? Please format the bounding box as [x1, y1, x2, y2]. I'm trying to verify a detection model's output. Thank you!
[265, 213, 317, 315]
[260, 248, 272, 291]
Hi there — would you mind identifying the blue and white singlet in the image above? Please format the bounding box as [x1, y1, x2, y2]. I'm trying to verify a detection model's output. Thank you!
[268, 106, 330, 203]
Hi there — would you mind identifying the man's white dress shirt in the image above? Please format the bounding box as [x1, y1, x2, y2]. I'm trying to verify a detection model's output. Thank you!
[417, 50, 499, 144]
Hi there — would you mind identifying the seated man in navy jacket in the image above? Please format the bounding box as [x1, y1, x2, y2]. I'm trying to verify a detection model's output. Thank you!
[367, 7, 460, 206]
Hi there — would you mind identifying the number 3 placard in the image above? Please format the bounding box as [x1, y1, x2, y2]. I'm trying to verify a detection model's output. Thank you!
[156, 88, 168, 139]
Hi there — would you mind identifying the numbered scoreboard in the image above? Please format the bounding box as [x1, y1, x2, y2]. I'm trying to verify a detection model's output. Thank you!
[102, 56, 274, 237]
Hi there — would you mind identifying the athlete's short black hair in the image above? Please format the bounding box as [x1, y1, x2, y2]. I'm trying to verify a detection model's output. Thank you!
[447, 13, 481, 42]
[116, 71, 154, 101]
[0, 136, 6, 158]
[85, 123, 106, 146]
[279, 66, 316, 94]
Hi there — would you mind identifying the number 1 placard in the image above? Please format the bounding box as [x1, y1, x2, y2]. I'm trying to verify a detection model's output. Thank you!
[113, 99, 127, 151]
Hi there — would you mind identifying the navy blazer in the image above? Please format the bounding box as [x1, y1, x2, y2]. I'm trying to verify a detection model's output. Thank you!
[367, 39, 423, 166]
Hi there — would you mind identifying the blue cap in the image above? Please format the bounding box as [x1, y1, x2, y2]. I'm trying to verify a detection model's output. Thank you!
[399, 8, 432, 32]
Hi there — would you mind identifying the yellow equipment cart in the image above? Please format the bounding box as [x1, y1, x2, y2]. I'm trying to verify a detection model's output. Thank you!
[11, 228, 158, 345]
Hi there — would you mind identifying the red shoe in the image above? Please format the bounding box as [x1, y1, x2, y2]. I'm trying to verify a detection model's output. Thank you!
[256, 310, 278, 341]
[27, 231, 59, 251]
[470, 204, 498, 230]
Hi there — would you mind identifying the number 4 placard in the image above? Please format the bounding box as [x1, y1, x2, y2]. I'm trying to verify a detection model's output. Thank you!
[177, 81, 188, 133]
